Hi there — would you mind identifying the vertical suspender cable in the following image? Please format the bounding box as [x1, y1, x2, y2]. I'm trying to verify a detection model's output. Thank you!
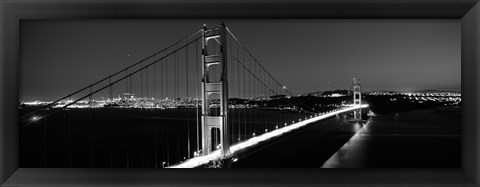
[166, 49, 169, 101]
[161, 53, 164, 100]
[269, 77, 272, 130]
[277, 84, 280, 128]
[154, 55, 157, 99]
[175, 43, 180, 162]
[166, 48, 170, 166]
[129, 76, 132, 99]
[127, 83, 130, 168]
[125, 70, 128, 100]
[263, 68, 266, 132]
[195, 39, 200, 153]
[175, 42, 179, 100]
[268, 74, 271, 129]
[109, 77, 113, 100]
[147, 63, 149, 99]
[271, 79, 274, 127]
[229, 34, 234, 143]
[227, 34, 232, 143]
[144, 63, 148, 166]
[248, 54, 251, 138]
[235, 40, 239, 141]
[161, 53, 163, 100]
[254, 61, 257, 134]
[153, 55, 158, 168]
[243, 47, 246, 140]
[186, 38, 190, 159]
[109, 77, 113, 168]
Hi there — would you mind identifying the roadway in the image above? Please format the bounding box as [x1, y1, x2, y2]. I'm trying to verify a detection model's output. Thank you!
[230, 111, 363, 168]
[169, 105, 368, 168]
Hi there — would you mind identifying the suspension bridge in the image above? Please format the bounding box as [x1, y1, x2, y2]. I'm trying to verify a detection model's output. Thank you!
[20, 23, 368, 168]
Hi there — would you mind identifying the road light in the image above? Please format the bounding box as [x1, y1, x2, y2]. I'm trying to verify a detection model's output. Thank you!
[31, 116, 40, 122]
[162, 161, 166, 168]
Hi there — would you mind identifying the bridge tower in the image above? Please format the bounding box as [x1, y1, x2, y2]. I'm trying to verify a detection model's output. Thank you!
[352, 78, 362, 120]
[200, 23, 230, 158]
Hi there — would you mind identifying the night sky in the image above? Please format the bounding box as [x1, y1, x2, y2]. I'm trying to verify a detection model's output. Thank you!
[20, 19, 460, 102]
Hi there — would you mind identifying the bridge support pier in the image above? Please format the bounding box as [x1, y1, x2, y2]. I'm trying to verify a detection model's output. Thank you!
[353, 78, 362, 120]
[201, 23, 230, 158]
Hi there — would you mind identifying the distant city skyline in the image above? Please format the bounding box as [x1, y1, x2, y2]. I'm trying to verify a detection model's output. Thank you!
[20, 19, 460, 101]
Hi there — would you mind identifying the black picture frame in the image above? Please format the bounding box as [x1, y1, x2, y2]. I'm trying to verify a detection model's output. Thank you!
[1, 1, 479, 186]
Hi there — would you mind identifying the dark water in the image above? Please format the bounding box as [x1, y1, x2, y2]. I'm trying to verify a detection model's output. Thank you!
[21, 107, 460, 168]
[322, 107, 461, 168]
[19, 107, 317, 168]
[231, 107, 461, 168]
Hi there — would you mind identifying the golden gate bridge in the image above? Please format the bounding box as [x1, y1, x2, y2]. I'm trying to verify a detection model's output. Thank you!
[20, 23, 368, 168]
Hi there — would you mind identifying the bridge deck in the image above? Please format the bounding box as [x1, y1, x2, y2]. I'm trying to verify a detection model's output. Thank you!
[169, 104, 369, 168]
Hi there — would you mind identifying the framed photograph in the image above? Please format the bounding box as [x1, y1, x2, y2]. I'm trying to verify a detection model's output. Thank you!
[1, 1, 479, 186]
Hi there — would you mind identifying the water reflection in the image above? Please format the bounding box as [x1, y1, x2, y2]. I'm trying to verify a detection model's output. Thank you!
[321, 120, 370, 168]
[321, 108, 461, 168]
